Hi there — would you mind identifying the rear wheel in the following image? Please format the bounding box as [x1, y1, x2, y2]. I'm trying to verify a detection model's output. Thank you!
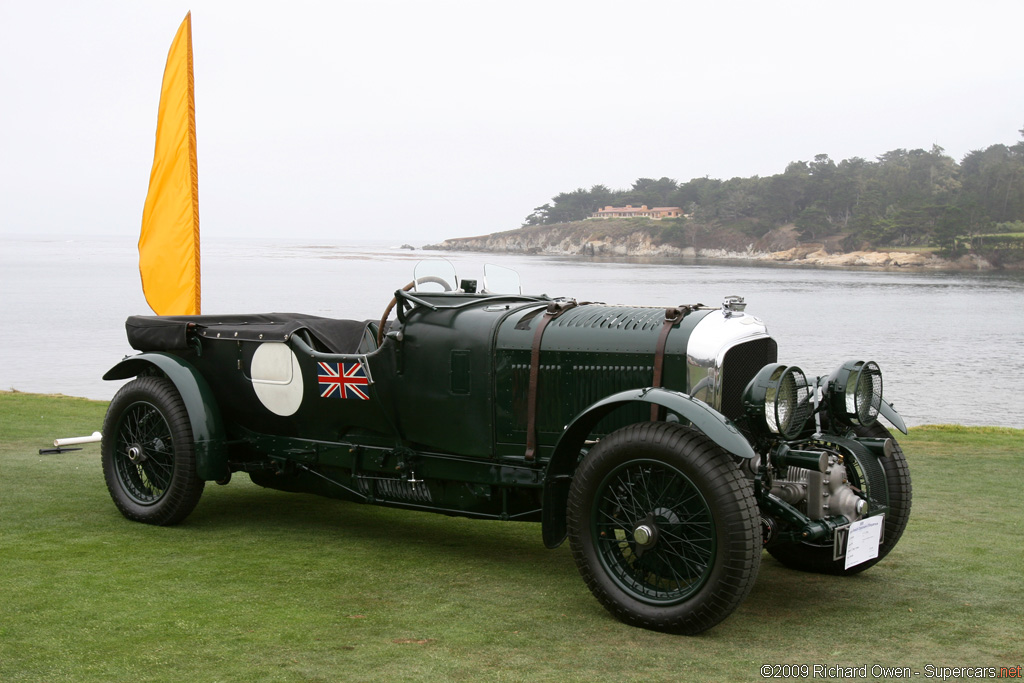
[101, 377, 204, 525]
[767, 422, 911, 575]
[567, 422, 760, 634]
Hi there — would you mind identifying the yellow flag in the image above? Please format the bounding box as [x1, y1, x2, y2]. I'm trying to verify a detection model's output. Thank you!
[139, 12, 200, 315]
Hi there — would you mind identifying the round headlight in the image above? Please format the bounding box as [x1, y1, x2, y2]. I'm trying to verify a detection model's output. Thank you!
[743, 364, 812, 439]
[828, 360, 883, 427]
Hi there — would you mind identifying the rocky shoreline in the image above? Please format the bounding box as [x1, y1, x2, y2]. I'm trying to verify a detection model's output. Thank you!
[424, 228, 997, 271]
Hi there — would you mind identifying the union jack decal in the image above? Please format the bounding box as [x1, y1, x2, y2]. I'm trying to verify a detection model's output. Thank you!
[317, 360, 371, 400]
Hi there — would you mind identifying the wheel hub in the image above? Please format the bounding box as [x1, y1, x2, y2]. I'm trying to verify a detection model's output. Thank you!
[633, 524, 655, 547]
[632, 514, 662, 558]
[127, 444, 147, 463]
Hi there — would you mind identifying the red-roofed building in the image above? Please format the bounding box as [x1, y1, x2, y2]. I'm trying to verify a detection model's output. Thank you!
[590, 205, 683, 220]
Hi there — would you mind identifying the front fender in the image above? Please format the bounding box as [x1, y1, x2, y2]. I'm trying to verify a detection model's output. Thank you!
[104, 353, 228, 481]
[540, 387, 756, 548]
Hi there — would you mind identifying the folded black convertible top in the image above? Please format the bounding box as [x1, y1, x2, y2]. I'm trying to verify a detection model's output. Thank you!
[125, 314, 372, 355]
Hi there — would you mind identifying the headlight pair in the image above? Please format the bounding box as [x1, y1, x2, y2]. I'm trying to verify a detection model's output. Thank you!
[743, 359, 884, 439]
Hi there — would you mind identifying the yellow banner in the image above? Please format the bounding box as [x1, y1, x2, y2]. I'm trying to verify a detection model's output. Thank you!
[139, 12, 200, 315]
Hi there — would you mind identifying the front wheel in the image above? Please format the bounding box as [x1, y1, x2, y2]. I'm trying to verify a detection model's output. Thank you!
[101, 376, 204, 525]
[567, 422, 761, 634]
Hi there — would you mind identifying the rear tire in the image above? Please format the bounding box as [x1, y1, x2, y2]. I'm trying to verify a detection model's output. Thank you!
[101, 377, 204, 525]
[767, 422, 911, 575]
[567, 422, 760, 634]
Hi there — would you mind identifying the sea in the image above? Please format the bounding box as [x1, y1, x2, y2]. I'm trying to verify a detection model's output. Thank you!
[2, 234, 1023, 429]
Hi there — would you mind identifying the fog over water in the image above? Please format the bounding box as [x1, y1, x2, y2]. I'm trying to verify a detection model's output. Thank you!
[2, 235, 1022, 429]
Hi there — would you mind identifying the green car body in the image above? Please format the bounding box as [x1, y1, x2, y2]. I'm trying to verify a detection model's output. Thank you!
[101, 263, 911, 634]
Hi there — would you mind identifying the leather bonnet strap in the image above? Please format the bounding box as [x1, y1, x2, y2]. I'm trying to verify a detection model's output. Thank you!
[650, 304, 699, 421]
[524, 300, 580, 461]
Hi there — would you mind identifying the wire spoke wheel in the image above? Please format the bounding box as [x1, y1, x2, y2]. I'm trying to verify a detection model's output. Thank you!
[593, 460, 715, 604]
[112, 400, 176, 504]
[568, 422, 760, 634]
[102, 377, 204, 525]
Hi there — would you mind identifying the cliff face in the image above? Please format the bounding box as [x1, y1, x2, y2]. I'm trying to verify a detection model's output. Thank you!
[424, 220, 989, 269]
[426, 223, 696, 258]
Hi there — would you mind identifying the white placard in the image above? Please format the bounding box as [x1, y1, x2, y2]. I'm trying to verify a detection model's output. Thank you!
[844, 515, 884, 569]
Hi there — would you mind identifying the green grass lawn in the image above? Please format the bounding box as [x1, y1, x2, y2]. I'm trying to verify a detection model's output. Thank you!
[2, 392, 1022, 681]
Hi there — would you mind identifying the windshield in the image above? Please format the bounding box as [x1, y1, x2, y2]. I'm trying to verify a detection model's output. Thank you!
[409, 260, 523, 295]
[483, 264, 522, 294]
[412, 259, 457, 293]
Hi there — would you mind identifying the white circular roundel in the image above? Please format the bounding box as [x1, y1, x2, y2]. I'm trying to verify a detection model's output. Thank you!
[250, 343, 304, 416]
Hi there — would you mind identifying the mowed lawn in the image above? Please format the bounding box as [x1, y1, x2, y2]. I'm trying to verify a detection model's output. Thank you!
[1, 391, 1021, 682]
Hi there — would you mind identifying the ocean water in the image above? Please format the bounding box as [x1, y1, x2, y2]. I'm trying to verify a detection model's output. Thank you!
[2, 234, 1023, 429]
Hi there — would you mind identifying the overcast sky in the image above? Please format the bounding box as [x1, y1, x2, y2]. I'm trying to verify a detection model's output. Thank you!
[2, 0, 1022, 243]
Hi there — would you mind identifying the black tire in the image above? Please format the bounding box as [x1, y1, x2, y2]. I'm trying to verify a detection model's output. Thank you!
[767, 422, 912, 575]
[101, 377, 205, 525]
[567, 422, 761, 634]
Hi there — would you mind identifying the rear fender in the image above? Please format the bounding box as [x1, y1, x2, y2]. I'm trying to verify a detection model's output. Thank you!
[540, 387, 755, 548]
[104, 353, 228, 481]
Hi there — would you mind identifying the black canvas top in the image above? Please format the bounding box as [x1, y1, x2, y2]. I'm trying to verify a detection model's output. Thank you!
[125, 314, 372, 355]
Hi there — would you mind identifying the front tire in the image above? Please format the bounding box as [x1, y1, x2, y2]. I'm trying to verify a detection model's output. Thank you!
[567, 422, 760, 634]
[101, 377, 204, 525]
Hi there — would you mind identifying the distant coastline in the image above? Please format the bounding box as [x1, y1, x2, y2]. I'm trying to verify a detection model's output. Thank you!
[424, 221, 1008, 271]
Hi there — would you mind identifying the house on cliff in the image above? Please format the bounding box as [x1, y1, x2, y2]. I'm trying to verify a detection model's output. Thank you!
[589, 205, 684, 220]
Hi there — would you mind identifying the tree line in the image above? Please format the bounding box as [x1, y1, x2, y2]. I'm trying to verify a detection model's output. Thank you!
[524, 130, 1024, 261]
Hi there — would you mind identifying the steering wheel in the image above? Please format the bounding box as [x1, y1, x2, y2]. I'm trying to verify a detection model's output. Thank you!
[377, 276, 453, 346]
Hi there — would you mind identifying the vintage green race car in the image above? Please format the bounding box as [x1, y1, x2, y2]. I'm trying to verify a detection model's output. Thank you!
[101, 260, 911, 634]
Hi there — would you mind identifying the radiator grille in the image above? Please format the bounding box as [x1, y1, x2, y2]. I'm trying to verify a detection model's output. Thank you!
[720, 338, 778, 422]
